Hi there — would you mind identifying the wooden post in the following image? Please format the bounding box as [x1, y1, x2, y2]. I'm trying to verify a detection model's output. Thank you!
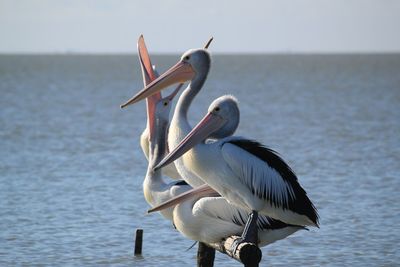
[197, 242, 215, 267]
[134, 229, 143, 256]
[206, 236, 262, 267]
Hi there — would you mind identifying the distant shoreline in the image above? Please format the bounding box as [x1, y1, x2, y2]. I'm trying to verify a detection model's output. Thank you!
[1, 52, 400, 56]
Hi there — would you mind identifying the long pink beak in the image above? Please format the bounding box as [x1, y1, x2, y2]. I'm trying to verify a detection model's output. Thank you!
[138, 35, 159, 88]
[148, 184, 219, 213]
[120, 60, 195, 108]
[138, 35, 161, 140]
[138, 35, 183, 140]
[154, 112, 226, 171]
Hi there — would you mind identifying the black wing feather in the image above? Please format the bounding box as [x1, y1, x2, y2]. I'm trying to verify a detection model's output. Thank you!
[228, 139, 319, 226]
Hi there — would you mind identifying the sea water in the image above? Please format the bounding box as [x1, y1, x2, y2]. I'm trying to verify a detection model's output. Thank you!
[1, 54, 399, 266]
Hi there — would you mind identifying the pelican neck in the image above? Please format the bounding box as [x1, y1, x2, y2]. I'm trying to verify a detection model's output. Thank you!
[174, 71, 208, 120]
[148, 122, 168, 170]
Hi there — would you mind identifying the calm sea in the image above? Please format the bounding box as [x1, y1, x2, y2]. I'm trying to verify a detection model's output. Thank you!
[0, 54, 399, 266]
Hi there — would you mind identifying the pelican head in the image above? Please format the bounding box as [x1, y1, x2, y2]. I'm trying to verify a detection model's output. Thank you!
[180, 49, 211, 78]
[208, 95, 240, 139]
[154, 95, 240, 171]
[121, 48, 211, 108]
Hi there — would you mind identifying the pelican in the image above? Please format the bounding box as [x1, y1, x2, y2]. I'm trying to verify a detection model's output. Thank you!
[142, 89, 195, 220]
[120, 49, 319, 244]
[147, 96, 305, 246]
[137, 35, 182, 180]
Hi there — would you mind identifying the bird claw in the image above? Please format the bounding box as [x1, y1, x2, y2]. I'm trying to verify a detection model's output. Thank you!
[231, 237, 245, 254]
[231, 210, 259, 254]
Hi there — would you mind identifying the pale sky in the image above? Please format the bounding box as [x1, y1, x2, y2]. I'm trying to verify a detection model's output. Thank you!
[1, 0, 399, 53]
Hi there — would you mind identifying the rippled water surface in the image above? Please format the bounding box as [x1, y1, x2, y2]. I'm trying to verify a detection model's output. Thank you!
[1, 54, 399, 266]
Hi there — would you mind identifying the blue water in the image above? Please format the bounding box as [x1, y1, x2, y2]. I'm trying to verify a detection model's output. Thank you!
[1, 54, 399, 266]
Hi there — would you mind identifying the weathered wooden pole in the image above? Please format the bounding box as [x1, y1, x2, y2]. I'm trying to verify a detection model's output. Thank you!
[197, 242, 215, 267]
[134, 229, 143, 256]
[206, 236, 262, 267]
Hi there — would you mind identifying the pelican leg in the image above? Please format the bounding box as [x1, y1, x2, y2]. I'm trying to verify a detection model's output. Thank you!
[231, 210, 259, 253]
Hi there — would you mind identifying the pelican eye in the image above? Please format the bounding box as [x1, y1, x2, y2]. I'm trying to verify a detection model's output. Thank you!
[163, 101, 168, 106]
[184, 55, 190, 61]
[214, 106, 220, 112]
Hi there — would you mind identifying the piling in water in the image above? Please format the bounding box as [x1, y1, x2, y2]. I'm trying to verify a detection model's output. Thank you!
[134, 229, 143, 256]
[197, 242, 215, 267]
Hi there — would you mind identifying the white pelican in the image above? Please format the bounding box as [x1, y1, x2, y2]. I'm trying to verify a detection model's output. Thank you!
[121, 49, 319, 244]
[137, 36, 215, 220]
[145, 92, 304, 246]
[137, 35, 182, 180]
[142, 89, 200, 220]
[135, 35, 190, 220]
